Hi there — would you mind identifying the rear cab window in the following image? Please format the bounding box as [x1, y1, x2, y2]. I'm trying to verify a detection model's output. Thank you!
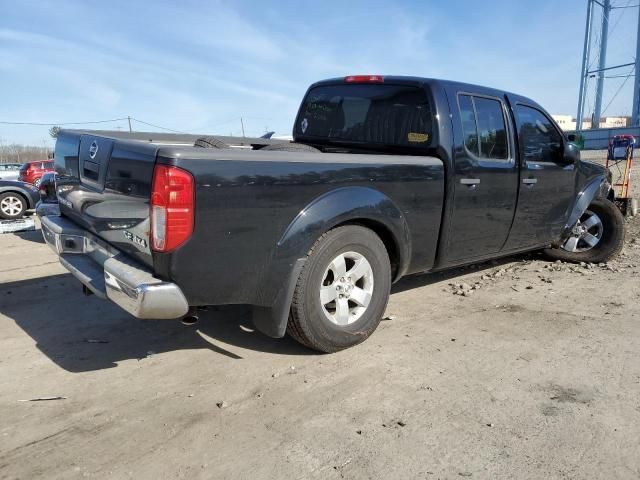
[294, 82, 435, 153]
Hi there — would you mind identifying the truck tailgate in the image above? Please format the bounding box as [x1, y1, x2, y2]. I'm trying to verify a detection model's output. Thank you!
[54, 132, 157, 268]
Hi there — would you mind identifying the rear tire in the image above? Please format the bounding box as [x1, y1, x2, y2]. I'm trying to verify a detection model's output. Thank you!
[193, 136, 229, 149]
[544, 199, 625, 264]
[287, 225, 391, 353]
[0, 192, 27, 220]
[262, 142, 320, 153]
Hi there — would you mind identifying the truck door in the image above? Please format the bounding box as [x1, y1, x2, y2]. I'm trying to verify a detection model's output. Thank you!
[441, 89, 519, 264]
[502, 103, 577, 250]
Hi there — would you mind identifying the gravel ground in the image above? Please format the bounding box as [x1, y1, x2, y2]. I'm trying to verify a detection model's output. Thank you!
[1, 190, 639, 479]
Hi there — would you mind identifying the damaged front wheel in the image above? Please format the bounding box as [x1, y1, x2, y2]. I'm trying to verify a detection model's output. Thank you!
[545, 199, 625, 264]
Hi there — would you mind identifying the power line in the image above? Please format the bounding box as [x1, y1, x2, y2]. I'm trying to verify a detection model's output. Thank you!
[0, 116, 191, 135]
[601, 66, 635, 115]
[611, 1, 640, 8]
[129, 118, 189, 134]
[607, 0, 635, 42]
[605, 72, 638, 78]
[0, 115, 271, 136]
[0, 117, 129, 126]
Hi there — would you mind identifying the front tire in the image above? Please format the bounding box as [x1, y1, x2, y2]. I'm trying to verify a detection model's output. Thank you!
[545, 199, 625, 263]
[287, 226, 391, 353]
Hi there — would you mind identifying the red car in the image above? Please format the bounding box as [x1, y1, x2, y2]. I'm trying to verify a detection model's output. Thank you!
[18, 160, 54, 186]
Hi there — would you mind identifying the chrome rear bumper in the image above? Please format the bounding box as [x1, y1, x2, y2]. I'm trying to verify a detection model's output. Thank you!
[40, 215, 189, 319]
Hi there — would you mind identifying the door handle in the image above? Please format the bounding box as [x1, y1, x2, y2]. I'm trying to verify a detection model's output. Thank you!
[460, 178, 481, 186]
[522, 178, 538, 185]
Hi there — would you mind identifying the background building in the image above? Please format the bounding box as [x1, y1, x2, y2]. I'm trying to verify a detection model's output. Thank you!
[552, 114, 630, 131]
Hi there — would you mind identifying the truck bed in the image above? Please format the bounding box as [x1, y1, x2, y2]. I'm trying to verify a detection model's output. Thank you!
[53, 132, 445, 308]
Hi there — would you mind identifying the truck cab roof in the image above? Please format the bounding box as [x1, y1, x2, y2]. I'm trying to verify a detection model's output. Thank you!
[309, 75, 543, 110]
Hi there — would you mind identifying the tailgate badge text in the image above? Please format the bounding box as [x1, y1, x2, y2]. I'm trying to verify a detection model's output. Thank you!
[124, 230, 148, 248]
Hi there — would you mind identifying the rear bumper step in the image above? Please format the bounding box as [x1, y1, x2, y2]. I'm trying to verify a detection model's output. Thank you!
[40, 215, 189, 319]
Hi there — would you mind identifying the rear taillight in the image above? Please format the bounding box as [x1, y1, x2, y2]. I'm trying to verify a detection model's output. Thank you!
[150, 164, 194, 252]
[344, 75, 384, 83]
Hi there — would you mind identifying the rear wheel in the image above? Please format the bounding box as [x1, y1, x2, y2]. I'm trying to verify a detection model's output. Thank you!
[0, 192, 27, 220]
[544, 199, 625, 263]
[287, 225, 391, 353]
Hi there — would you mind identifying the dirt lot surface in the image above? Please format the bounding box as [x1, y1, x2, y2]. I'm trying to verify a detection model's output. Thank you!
[1, 166, 640, 479]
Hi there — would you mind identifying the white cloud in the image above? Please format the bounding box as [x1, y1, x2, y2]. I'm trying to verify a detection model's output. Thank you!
[1, 0, 635, 144]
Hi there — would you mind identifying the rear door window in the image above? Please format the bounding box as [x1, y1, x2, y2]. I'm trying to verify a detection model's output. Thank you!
[296, 84, 434, 149]
[459, 95, 479, 155]
[458, 94, 509, 160]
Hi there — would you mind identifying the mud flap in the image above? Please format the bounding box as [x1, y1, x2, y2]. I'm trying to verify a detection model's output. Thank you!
[252, 258, 306, 338]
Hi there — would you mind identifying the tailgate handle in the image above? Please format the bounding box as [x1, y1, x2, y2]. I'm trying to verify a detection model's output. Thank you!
[83, 160, 100, 173]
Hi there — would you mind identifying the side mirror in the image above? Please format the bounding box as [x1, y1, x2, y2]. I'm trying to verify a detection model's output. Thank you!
[563, 141, 580, 165]
[567, 133, 577, 142]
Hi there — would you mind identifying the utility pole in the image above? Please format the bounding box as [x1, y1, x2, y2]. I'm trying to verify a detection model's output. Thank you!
[128, 116, 132, 133]
[576, 0, 594, 132]
[240, 117, 246, 137]
[633, 3, 640, 126]
[593, 0, 611, 129]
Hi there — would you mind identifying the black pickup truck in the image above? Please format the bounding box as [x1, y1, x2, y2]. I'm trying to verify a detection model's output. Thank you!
[40, 75, 624, 352]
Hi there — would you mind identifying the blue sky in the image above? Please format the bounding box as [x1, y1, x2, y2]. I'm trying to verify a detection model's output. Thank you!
[1, 0, 637, 145]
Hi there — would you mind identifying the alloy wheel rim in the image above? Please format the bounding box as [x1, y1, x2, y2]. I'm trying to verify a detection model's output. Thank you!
[320, 251, 374, 326]
[562, 209, 604, 253]
[0, 196, 22, 216]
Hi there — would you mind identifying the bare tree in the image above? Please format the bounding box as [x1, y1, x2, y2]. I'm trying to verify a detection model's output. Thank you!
[49, 126, 61, 138]
[0, 143, 52, 164]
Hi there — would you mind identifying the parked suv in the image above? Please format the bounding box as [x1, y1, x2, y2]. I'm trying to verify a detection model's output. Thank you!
[0, 163, 23, 181]
[0, 179, 40, 219]
[19, 160, 54, 186]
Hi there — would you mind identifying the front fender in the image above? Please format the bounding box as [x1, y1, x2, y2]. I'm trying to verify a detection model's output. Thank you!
[252, 186, 411, 338]
[560, 175, 607, 243]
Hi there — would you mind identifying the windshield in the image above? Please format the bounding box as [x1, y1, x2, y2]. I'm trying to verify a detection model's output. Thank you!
[295, 83, 433, 150]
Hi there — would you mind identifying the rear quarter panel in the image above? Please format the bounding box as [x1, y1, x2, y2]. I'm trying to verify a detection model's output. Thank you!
[156, 150, 445, 306]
